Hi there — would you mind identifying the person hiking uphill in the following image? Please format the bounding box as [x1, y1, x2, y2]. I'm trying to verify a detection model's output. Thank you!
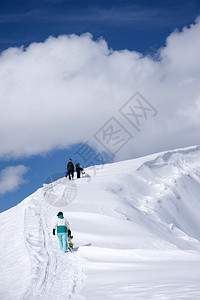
[66, 159, 74, 180]
[53, 212, 70, 252]
[75, 163, 83, 179]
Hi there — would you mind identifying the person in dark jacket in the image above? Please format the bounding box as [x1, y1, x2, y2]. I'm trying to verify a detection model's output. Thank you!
[66, 159, 74, 180]
[75, 163, 83, 179]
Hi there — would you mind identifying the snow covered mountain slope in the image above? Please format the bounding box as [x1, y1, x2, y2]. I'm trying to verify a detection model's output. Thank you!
[0, 146, 200, 299]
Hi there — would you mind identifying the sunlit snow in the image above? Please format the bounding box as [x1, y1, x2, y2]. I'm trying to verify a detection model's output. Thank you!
[0, 146, 200, 299]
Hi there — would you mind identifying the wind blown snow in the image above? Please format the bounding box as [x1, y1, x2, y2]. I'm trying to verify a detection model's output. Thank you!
[0, 146, 200, 299]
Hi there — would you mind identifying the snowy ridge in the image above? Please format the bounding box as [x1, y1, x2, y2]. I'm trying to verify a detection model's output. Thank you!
[0, 146, 200, 299]
[136, 145, 200, 245]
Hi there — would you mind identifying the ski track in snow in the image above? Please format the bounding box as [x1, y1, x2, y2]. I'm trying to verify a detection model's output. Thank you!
[23, 197, 85, 300]
[1, 145, 200, 299]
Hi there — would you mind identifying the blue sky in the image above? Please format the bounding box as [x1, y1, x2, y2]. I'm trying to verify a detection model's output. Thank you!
[0, 0, 200, 212]
[1, 0, 200, 53]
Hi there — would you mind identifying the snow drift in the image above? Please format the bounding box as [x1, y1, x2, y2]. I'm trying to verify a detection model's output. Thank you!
[0, 146, 200, 299]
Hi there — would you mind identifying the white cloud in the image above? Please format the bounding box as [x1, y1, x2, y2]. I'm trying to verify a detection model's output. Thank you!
[0, 165, 29, 195]
[0, 18, 200, 160]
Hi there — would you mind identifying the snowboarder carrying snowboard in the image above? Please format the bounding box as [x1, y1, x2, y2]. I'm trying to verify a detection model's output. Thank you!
[75, 163, 83, 179]
[66, 159, 74, 180]
[53, 212, 71, 253]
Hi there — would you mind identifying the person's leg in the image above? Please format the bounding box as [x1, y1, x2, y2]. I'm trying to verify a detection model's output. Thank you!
[72, 171, 74, 179]
[57, 233, 63, 250]
[62, 233, 68, 252]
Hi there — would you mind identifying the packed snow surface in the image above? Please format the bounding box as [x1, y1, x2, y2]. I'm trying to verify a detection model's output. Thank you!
[1, 146, 200, 299]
